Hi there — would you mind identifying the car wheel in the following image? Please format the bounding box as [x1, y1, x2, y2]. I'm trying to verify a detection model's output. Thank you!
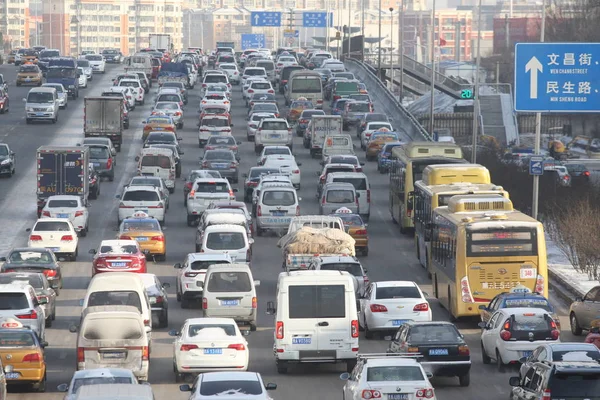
[108, 172, 114, 182]
[70, 248, 78, 262]
[45, 317, 52, 328]
[570, 313, 583, 335]
[362, 247, 369, 256]
[256, 227, 263, 237]
[34, 374, 46, 393]
[459, 373, 470, 387]
[481, 342, 491, 364]
[187, 216, 195, 227]
[52, 306, 56, 320]
[364, 321, 374, 339]
[80, 227, 87, 237]
[159, 309, 168, 328]
[496, 350, 505, 372]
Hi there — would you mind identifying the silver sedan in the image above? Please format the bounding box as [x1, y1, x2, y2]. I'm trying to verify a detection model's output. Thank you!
[152, 101, 184, 129]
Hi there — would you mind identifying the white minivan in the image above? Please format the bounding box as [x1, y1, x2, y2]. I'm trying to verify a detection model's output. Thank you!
[325, 172, 371, 220]
[266, 270, 359, 374]
[136, 148, 176, 193]
[199, 224, 253, 264]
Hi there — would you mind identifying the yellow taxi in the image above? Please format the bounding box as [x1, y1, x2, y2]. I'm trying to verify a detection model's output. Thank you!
[142, 115, 176, 141]
[22, 52, 39, 64]
[286, 98, 314, 123]
[365, 128, 400, 161]
[118, 212, 166, 261]
[16, 64, 43, 87]
[0, 318, 47, 392]
[331, 208, 369, 256]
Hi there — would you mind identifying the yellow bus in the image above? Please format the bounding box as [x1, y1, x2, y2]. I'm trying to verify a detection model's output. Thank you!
[389, 142, 464, 233]
[429, 194, 547, 320]
[421, 163, 491, 186]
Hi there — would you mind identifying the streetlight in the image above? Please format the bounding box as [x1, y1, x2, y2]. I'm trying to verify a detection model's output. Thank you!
[471, 0, 482, 163]
[347, 1, 352, 58]
[377, 0, 382, 78]
[532, 0, 547, 220]
[389, 7, 394, 90]
[399, 1, 404, 100]
[428, 0, 436, 135]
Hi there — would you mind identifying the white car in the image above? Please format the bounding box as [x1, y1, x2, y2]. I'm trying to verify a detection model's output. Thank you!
[106, 86, 136, 109]
[359, 281, 432, 338]
[247, 112, 276, 142]
[322, 59, 345, 72]
[186, 178, 236, 225]
[241, 67, 268, 87]
[361, 122, 394, 149]
[84, 54, 106, 73]
[244, 80, 274, 102]
[152, 101, 184, 128]
[275, 56, 298, 75]
[118, 79, 145, 104]
[175, 253, 232, 308]
[198, 114, 232, 147]
[219, 62, 240, 84]
[178, 371, 277, 399]
[77, 67, 88, 88]
[341, 356, 436, 400]
[41, 195, 89, 237]
[262, 155, 301, 188]
[57, 368, 139, 400]
[117, 185, 166, 225]
[242, 76, 267, 98]
[257, 146, 293, 165]
[170, 317, 250, 380]
[205, 83, 231, 100]
[27, 218, 79, 261]
[200, 93, 231, 113]
[479, 307, 561, 371]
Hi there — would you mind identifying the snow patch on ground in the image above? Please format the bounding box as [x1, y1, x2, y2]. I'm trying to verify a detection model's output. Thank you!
[546, 234, 597, 296]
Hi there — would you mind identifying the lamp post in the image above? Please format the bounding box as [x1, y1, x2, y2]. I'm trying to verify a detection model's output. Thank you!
[377, 0, 382, 78]
[471, 0, 482, 163]
[361, 0, 365, 60]
[399, 1, 404, 100]
[531, 0, 546, 220]
[347, 2, 352, 58]
[389, 7, 394, 90]
[428, 0, 436, 135]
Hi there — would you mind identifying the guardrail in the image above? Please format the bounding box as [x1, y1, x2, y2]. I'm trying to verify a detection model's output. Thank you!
[344, 57, 432, 142]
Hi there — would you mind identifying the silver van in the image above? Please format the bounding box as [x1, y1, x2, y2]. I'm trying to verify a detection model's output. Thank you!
[325, 172, 370, 220]
[24, 87, 59, 124]
[255, 60, 276, 85]
[319, 182, 358, 215]
[72, 306, 149, 382]
[203, 263, 260, 332]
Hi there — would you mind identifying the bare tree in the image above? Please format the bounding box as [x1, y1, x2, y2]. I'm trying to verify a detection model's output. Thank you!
[546, 0, 600, 42]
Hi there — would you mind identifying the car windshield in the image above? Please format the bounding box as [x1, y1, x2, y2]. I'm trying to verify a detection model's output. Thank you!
[252, 104, 277, 113]
[158, 95, 180, 102]
[89, 147, 110, 158]
[548, 373, 600, 397]
[189, 324, 236, 337]
[301, 110, 325, 118]
[203, 107, 227, 114]
[329, 157, 358, 165]
[147, 134, 175, 143]
[156, 103, 178, 110]
[251, 82, 271, 90]
[367, 366, 425, 382]
[121, 219, 161, 231]
[331, 178, 367, 191]
[34, 221, 71, 231]
[0, 331, 35, 347]
[130, 178, 162, 188]
[349, 103, 370, 112]
[245, 69, 265, 76]
[8, 251, 52, 264]
[122, 190, 159, 202]
[27, 92, 54, 103]
[87, 290, 142, 312]
[195, 182, 230, 192]
[40, 50, 60, 58]
[205, 75, 227, 83]
[0, 293, 29, 310]
[220, 65, 236, 70]
[291, 101, 313, 109]
[120, 81, 139, 87]
[376, 286, 421, 299]
[205, 232, 245, 250]
[252, 94, 275, 101]
[48, 199, 79, 208]
[19, 65, 38, 72]
[86, 55, 102, 61]
[262, 191, 295, 206]
[189, 260, 230, 271]
[208, 137, 235, 145]
[409, 325, 460, 342]
[71, 377, 134, 394]
[249, 168, 279, 178]
[206, 271, 251, 292]
[199, 380, 262, 396]
[320, 263, 362, 276]
[261, 121, 287, 130]
[99, 244, 138, 254]
[202, 118, 229, 127]
[0, 274, 44, 289]
[205, 151, 234, 161]
[141, 155, 171, 168]
[264, 148, 289, 156]
[511, 314, 552, 331]
[77, 60, 90, 67]
[44, 85, 64, 93]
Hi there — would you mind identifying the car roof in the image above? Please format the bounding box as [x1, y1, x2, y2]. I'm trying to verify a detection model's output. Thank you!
[204, 224, 247, 232]
[497, 307, 551, 315]
[375, 281, 418, 288]
[99, 239, 138, 247]
[362, 357, 421, 367]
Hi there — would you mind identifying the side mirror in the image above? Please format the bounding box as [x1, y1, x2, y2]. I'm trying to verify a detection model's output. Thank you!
[57, 383, 69, 392]
[266, 300, 276, 315]
[38, 297, 48, 305]
[509, 377, 521, 387]
[178, 137, 183, 141]
[360, 162, 365, 166]
[143, 249, 150, 255]
[421, 291, 429, 297]
[575, 296, 583, 302]
[248, 238, 255, 245]
[242, 173, 248, 178]
[426, 372, 434, 379]
[162, 282, 171, 289]
[477, 321, 488, 329]
[237, 140, 242, 145]
[168, 329, 179, 337]
[41, 341, 49, 347]
[254, 280, 261, 287]
[231, 124, 235, 127]
[88, 249, 97, 255]
[478, 305, 486, 310]
[179, 384, 192, 392]
[22, 98, 26, 102]
[115, 194, 121, 199]
[0, 257, 6, 262]
[135, 156, 140, 162]
[340, 372, 350, 380]
[519, 356, 527, 363]
[297, 162, 302, 166]
[174, 263, 182, 269]
[232, 188, 238, 192]
[265, 383, 277, 391]
[68, 325, 78, 333]
[25, 228, 31, 233]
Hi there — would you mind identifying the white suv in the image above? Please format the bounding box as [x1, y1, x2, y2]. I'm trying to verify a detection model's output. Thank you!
[198, 224, 253, 264]
[186, 178, 236, 226]
[0, 283, 46, 340]
[255, 184, 299, 236]
[174, 253, 232, 309]
[117, 185, 166, 225]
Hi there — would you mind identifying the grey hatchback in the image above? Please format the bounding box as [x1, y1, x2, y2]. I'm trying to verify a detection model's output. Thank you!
[86, 144, 115, 181]
[201, 149, 239, 183]
[319, 182, 359, 215]
[205, 135, 242, 161]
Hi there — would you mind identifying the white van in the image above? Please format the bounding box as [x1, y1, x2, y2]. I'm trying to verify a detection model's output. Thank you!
[266, 270, 359, 374]
[136, 148, 176, 193]
[199, 224, 253, 264]
[256, 184, 299, 235]
[24, 87, 59, 124]
[82, 273, 152, 340]
[124, 54, 153, 78]
[326, 172, 371, 220]
[321, 134, 355, 164]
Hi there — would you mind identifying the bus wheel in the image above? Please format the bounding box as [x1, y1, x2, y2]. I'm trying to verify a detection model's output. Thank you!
[433, 275, 439, 298]
[448, 287, 457, 322]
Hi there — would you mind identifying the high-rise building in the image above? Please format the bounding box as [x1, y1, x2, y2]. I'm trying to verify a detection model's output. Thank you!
[0, 0, 31, 50]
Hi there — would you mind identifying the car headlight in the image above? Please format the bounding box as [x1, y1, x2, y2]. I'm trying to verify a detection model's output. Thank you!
[0, 159, 10, 165]
[68, 85, 75, 88]
[26, 107, 34, 112]
[46, 107, 54, 112]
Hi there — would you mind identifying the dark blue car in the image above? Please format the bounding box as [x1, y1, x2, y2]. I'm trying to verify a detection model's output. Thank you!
[377, 142, 404, 173]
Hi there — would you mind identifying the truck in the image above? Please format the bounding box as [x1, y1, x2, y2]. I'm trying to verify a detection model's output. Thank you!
[216, 42, 235, 51]
[84, 97, 124, 151]
[149, 34, 171, 52]
[277, 225, 355, 271]
[158, 62, 190, 88]
[46, 57, 79, 98]
[306, 115, 343, 158]
[36, 146, 89, 217]
[124, 53, 153, 78]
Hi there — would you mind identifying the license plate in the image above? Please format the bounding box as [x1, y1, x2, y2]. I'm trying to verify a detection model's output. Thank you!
[269, 134, 282, 139]
[25, 78, 31, 82]
[57, 213, 69, 218]
[221, 300, 239, 306]
[429, 348, 449, 356]
[154, 127, 164, 130]
[204, 348, 223, 355]
[264, 217, 291, 224]
[111, 262, 127, 267]
[102, 352, 125, 359]
[392, 320, 408, 326]
[49, 247, 60, 252]
[272, 211, 285, 216]
[214, 163, 228, 169]
[36, 113, 45, 116]
[388, 394, 408, 400]
[93, 163, 100, 167]
[292, 337, 311, 345]
[136, 237, 148, 242]
[5, 372, 20, 379]
[522, 351, 533, 358]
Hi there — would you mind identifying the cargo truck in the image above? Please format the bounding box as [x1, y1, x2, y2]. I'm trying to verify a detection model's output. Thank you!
[46, 57, 79, 98]
[149, 34, 171, 52]
[305, 115, 343, 158]
[158, 62, 190, 88]
[36, 146, 89, 217]
[84, 97, 124, 151]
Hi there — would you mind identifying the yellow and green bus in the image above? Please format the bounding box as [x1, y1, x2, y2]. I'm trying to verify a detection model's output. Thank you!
[429, 194, 547, 319]
[389, 142, 464, 234]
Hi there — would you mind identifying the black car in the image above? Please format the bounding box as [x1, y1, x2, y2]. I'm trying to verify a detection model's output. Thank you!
[0, 143, 15, 176]
[142, 274, 170, 328]
[0, 248, 63, 294]
[148, 143, 182, 178]
[242, 167, 280, 202]
[566, 163, 591, 186]
[387, 321, 471, 387]
[88, 163, 101, 200]
[144, 131, 183, 155]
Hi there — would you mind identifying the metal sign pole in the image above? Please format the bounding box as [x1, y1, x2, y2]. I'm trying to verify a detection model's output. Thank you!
[532, 0, 546, 220]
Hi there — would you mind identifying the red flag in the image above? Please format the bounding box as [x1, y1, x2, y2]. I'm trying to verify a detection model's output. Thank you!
[439, 37, 447, 46]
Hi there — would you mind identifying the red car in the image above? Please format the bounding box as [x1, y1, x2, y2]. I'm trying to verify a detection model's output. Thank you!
[89, 239, 147, 276]
[150, 57, 161, 80]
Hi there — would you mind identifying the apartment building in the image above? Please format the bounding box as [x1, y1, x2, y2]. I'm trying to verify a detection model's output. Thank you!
[184, 7, 252, 50]
[1, 0, 31, 50]
[41, 0, 183, 56]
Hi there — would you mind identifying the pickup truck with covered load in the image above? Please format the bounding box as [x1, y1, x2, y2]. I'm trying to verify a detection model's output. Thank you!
[158, 62, 191, 89]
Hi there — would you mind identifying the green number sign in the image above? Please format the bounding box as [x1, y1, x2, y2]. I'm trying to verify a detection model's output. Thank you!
[461, 89, 474, 99]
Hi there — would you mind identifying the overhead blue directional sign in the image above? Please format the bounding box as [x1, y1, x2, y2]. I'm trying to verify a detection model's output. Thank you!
[302, 12, 334, 27]
[251, 11, 282, 27]
[241, 34, 265, 50]
[514, 43, 600, 113]
[529, 156, 544, 176]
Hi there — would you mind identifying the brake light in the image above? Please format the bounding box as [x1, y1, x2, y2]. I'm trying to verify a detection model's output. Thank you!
[205, 145, 215, 150]
[268, 90, 274, 93]
[413, 303, 429, 312]
[77, 347, 85, 363]
[320, 175, 325, 183]
[252, 296, 257, 308]
[16, 310, 37, 319]
[248, 89, 254, 94]
[106, 158, 113, 170]
[361, 390, 381, 399]
[317, 99, 323, 104]
[416, 389, 434, 399]
[500, 319, 512, 341]
[61, 235, 74, 241]
[458, 345, 470, 355]
[151, 236, 164, 241]
[370, 304, 388, 312]
[276, 321, 284, 339]
[292, 169, 300, 174]
[228, 343, 246, 351]
[189, 190, 195, 197]
[229, 190, 235, 199]
[43, 269, 57, 278]
[550, 319, 560, 339]
[202, 297, 208, 309]
[185, 182, 193, 190]
[75, 210, 84, 217]
[460, 276, 474, 303]
[321, 195, 326, 205]
[174, 111, 182, 116]
[230, 162, 238, 168]
[584, 170, 591, 176]
[29, 235, 42, 241]
[277, 63, 283, 66]
[333, 95, 341, 100]
[535, 274, 545, 294]
[119, 235, 132, 240]
[257, 205, 262, 216]
[351, 319, 359, 338]
[542, 390, 551, 400]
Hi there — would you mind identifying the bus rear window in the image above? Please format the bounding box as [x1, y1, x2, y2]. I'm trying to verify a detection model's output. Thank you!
[467, 229, 538, 257]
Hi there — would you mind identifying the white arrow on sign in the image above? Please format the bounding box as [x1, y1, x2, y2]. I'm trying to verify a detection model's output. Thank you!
[254, 14, 260, 24]
[525, 56, 543, 100]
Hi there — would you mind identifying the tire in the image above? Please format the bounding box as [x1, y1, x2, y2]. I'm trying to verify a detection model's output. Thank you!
[364, 322, 374, 339]
[362, 247, 369, 256]
[570, 313, 583, 335]
[34, 375, 46, 393]
[481, 342, 491, 364]
[70, 249, 77, 262]
[45, 317, 52, 328]
[256, 227, 263, 237]
[108, 172, 114, 182]
[80, 227, 87, 237]
[459, 373, 470, 387]
[276, 362, 288, 374]
[158, 309, 168, 328]
[496, 350, 505, 372]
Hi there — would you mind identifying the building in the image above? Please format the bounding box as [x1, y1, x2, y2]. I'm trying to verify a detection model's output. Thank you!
[0, 0, 31, 50]
[493, 16, 540, 54]
[184, 7, 255, 50]
[40, 0, 183, 56]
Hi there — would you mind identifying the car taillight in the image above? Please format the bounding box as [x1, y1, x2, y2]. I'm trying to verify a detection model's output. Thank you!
[542, 390, 551, 400]
[416, 389, 434, 399]
[292, 169, 300, 174]
[151, 236, 164, 241]
[77, 347, 85, 363]
[61, 235, 74, 241]
[43, 269, 57, 278]
[29, 235, 42, 241]
[75, 211, 84, 217]
[268, 90, 274, 93]
[186, 182, 193, 190]
[42, 211, 51, 217]
[247, 89, 254, 94]
[205, 145, 215, 150]
[106, 158, 113, 169]
[361, 390, 381, 399]
[276, 321, 284, 339]
[413, 303, 429, 311]
[174, 111, 182, 116]
[202, 297, 208, 309]
[229, 190, 235, 199]
[189, 190, 196, 198]
[584, 170, 591, 176]
[228, 343, 246, 351]
[500, 319, 512, 341]
[536, 274, 545, 294]
[21, 352, 41, 363]
[460, 276, 474, 303]
[257, 205, 262, 216]
[458, 345, 470, 355]
[370, 304, 388, 312]
[119, 235, 133, 240]
[202, 161, 210, 168]
[550, 319, 560, 339]
[184, 271, 198, 277]
[230, 162, 238, 168]
[320, 176, 325, 183]
[277, 63, 283, 66]
[317, 99, 323, 104]
[321, 195, 326, 205]
[16, 310, 37, 319]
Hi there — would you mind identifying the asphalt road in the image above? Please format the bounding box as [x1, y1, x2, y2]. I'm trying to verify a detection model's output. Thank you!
[0, 62, 581, 400]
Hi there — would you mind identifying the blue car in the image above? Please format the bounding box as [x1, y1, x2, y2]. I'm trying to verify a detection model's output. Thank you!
[377, 141, 404, 173]
[331, 98, 350, 116]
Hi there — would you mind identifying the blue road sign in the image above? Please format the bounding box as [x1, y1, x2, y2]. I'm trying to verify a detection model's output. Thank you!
[250, 11, 282, 27]
[529, 156, 544, 176]
[302, 12, 334, 27]
[284, 30, 299, 38]
[514, 43, 600, 113]
[241, 34, 265, 50]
